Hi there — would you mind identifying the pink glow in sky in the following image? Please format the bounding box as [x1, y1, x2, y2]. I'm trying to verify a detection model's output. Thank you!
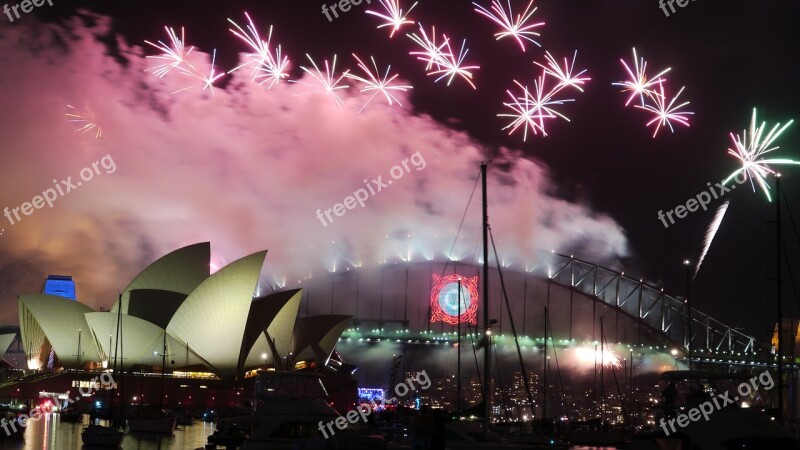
[0, 13, 628, 321]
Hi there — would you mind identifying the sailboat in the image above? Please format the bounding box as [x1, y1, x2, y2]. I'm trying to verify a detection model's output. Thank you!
[82, 294, 125, 447]
[448, 163, 570, 449]
[127, 330, 176, 433]
[567, 317, 628, 446]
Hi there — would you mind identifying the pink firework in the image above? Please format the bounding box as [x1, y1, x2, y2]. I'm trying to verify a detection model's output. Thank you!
[144, 26, 195, 78]
[144, 27, 224, 95]
[499, 51, 588, 139]
[365, 0, 419, 38]
[227, 13, 290, 89]
[498, 83, 546, 140]
[612, 48, 671, 106]
[534, 50, 590, 92]
[634, 84, 693, 138]
[473, 0, 544, 51]
[499, 77, 574, 139]
[292, 54, 350, 107]
[173, 49, 225, 96]
[407, 24, 451, 71]
[428, 38, 480, 89]
[347, 54, 413, 112]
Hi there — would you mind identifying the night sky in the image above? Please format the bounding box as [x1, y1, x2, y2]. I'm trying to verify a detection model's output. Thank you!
[1, 0, 799, 344]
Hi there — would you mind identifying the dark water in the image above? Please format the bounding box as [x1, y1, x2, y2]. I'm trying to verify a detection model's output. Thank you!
[0, 413, 214, 449]
[0, 413, 616, 449]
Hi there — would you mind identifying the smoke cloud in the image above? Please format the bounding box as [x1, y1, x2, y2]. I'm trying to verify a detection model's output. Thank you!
[0, 12, 627, 321]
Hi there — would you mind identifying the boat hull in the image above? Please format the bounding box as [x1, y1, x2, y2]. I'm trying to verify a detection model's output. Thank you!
[127, 417, 176, 434]
[81, 425, 124, 447]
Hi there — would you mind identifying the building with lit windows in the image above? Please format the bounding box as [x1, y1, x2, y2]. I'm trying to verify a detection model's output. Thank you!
[17, 243, 352, 381]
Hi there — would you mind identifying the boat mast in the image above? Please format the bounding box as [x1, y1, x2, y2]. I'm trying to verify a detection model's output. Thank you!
[601, 316, 605, 425]
[112, 293, 122, 429]
[543, 306, 548, 422]
[776, 174, 783, 423]
[160, 330, 167, 410]
[457, 279, 462, 414]
[481, 162, 491, 434]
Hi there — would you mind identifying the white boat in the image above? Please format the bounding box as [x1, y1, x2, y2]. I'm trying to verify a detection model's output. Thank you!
[81, 424, 124, 447]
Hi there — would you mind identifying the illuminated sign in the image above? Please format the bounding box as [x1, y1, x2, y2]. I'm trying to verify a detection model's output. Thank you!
[430, 274, 478, 325]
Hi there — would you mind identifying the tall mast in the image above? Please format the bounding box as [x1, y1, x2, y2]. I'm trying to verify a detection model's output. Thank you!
[601, 316, 605, 425]
[776, 174, 783, 423]
[457, 278, 462, 413]
[684, 259, 692, 370]
[112, 293, 122, 429]
[160, 330, 167, 410]
[543, 307, 548, 421]
[481, 162, 491, 434]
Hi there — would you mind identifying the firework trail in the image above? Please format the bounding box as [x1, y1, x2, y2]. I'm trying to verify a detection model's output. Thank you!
[144, 27, 225, 95]
[365, 0, 419, 38]
[693, 200, 729, 278]
[407, 25, 479, 89]
[534, 50, 590, 92]
[498, 83, 545, 140]
[722, 109, 799, 201]
[499, 78, 572, 139]
[499, 51, 588, 139]
[65, 105, 102, 139]
[612, 48, 693, 137]
[612, 47, 671, 107]
[293, 54, 350, 107]
[173, 49, 225, 96]
[473, 0, 544, 51]
[227, 13, 290, 89]
[634, 84, 693, 138]
[407, 24, 451, 71]
[144, 26, 195, 79]
[346, 54, 413, 112]
[428, 38, 480, 89]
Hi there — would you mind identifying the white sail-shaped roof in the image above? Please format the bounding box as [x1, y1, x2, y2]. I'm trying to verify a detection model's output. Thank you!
[238, 289, 302, 373]
[112, 242, 210, 314]
[167, 251, 267, 379]
[291, 315, 352, 366]
[18, 294, 101, 369]
[85, 312, 211, 371]
[0, 334, 15, 356]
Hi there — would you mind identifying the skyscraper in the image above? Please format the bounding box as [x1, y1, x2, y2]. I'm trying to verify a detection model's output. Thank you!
[42, 275, 76, 300]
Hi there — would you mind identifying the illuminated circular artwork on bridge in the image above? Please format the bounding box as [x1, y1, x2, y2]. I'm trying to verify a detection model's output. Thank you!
[430, 274, 478, 325]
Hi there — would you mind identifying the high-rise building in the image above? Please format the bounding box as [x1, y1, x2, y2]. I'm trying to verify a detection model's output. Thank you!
[42, 275, 76, 300]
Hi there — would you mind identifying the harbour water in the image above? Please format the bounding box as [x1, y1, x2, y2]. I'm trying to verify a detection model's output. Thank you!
[0, 413, 617, 449]
[0, 414, 214, 449]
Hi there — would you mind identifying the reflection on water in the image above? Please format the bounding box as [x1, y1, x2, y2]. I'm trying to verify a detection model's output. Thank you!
[0, 415, 621, 450]
[0, 413, 215, 450]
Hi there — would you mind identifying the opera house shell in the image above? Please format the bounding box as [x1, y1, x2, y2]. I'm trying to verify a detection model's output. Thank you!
[18, 243, 351, 380]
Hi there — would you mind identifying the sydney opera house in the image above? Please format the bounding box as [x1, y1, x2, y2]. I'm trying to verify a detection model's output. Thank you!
[15, 242, 352, 381]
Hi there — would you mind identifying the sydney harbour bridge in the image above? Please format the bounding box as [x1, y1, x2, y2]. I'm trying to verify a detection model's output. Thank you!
[294, 251, 776, 387]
